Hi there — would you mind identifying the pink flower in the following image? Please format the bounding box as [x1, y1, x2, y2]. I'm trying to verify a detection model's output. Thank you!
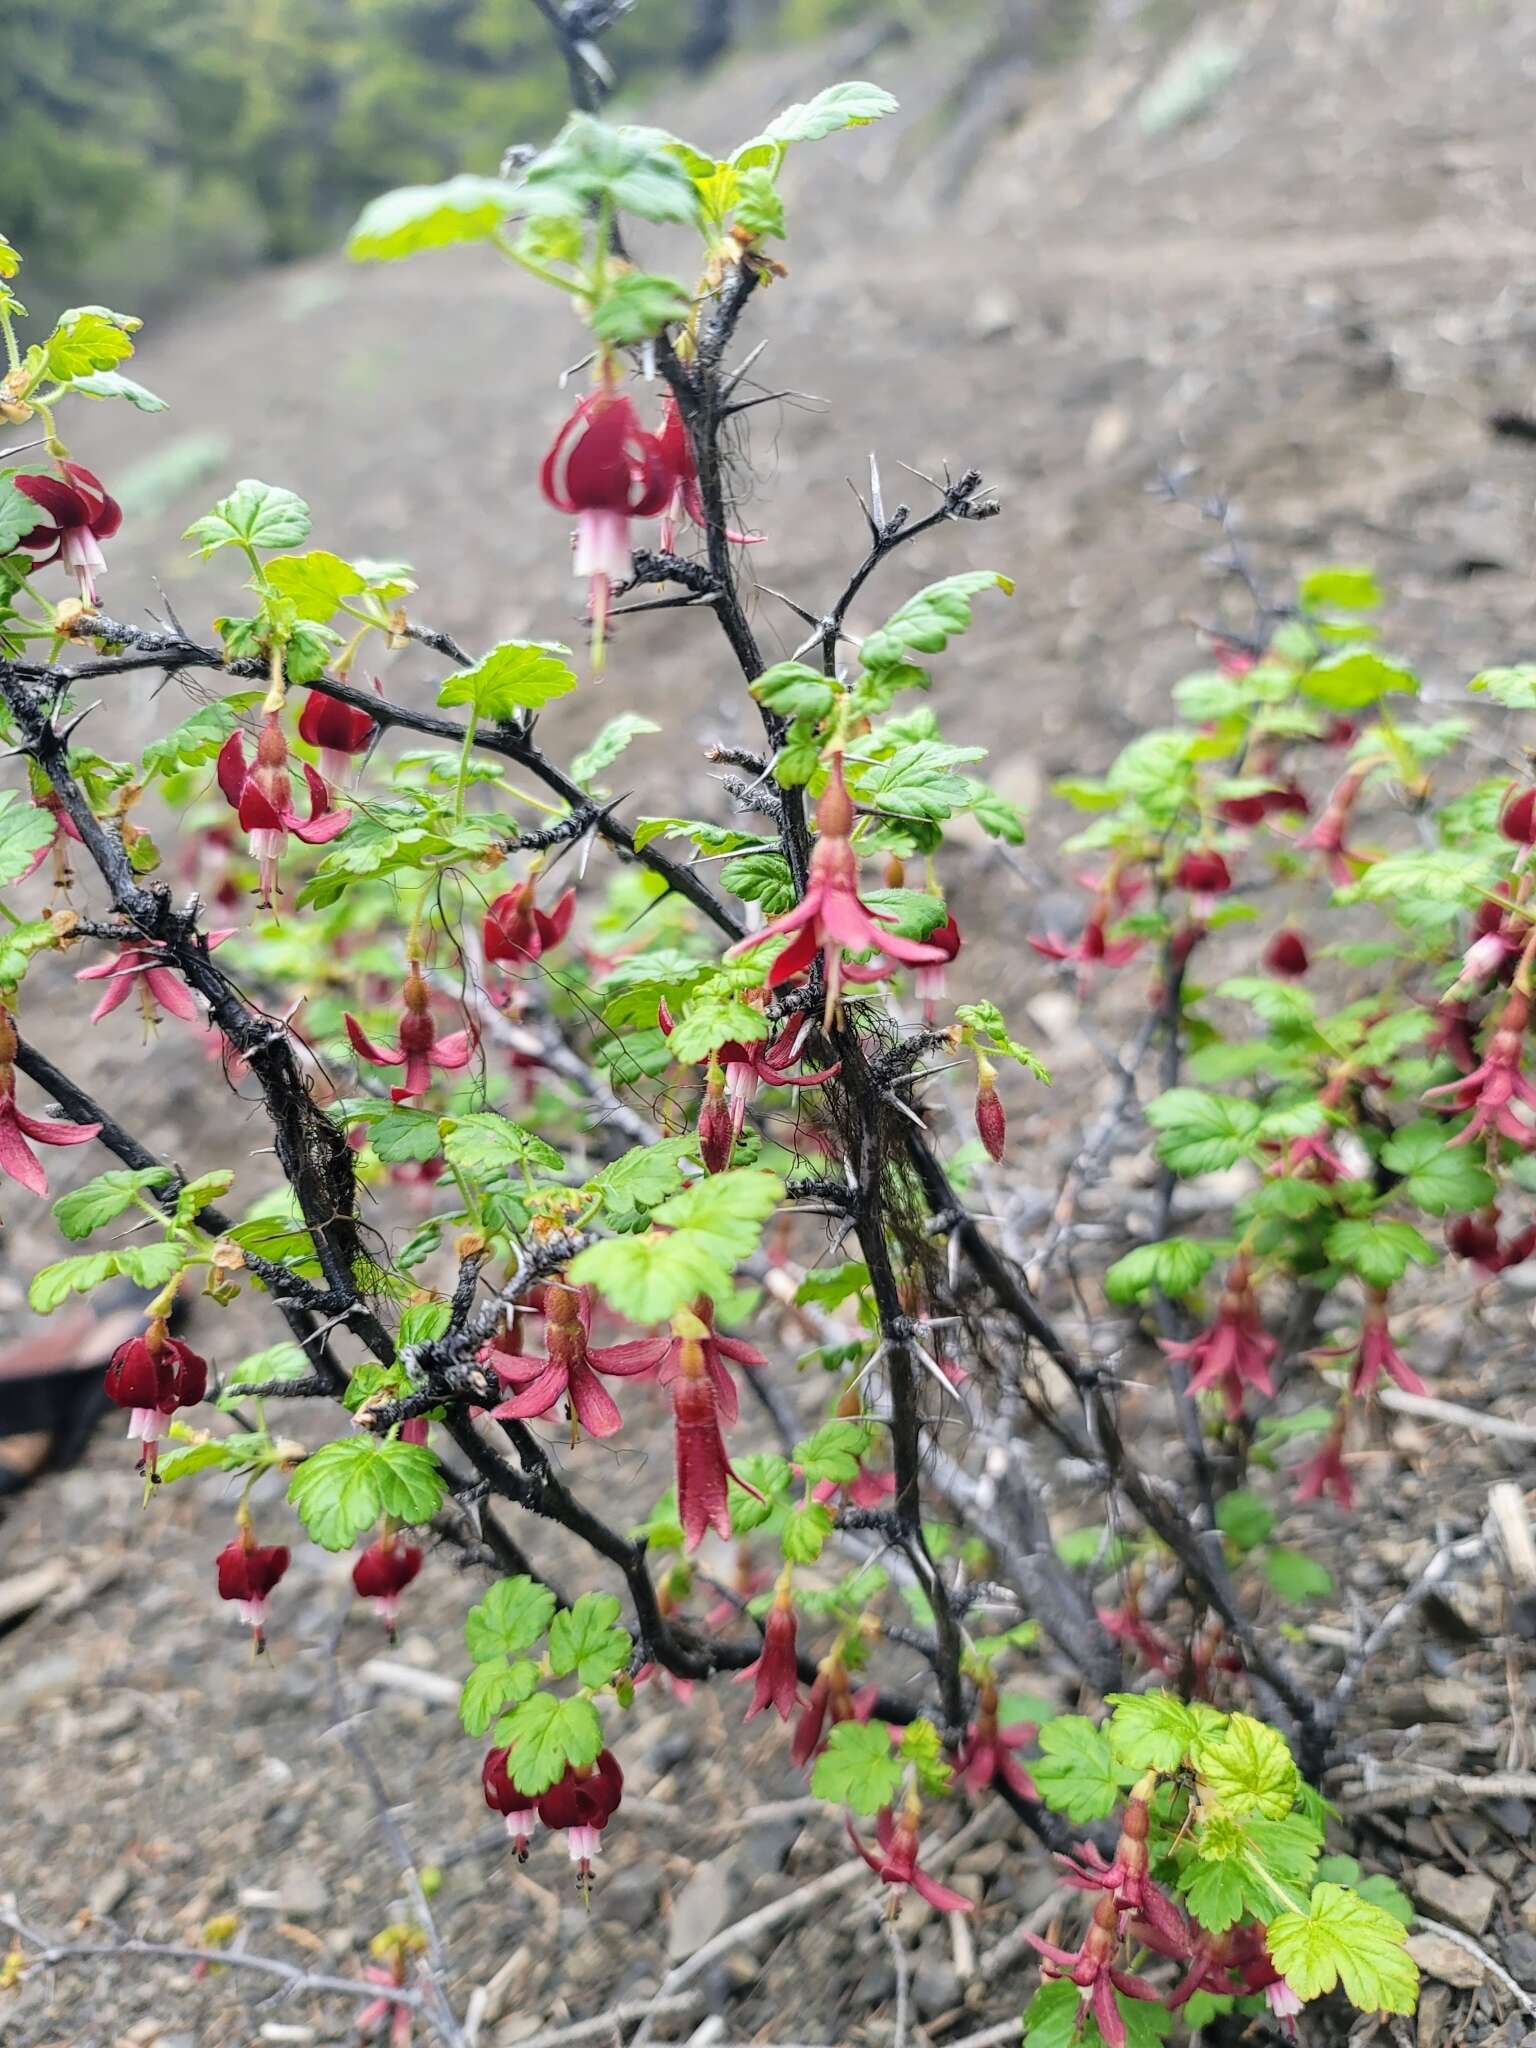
[353, 1536, 423, 1640]
[1293, 1414, 1353, 1511]
[1027, 909, 1140, 971]
[483, 876, 576, 967]
[483, 1744, 541, 1862]
[1027, 1892, 1162, 2048]
[15, 460, 122, 605]
[217, 715, 350, 904]
[537, 1750, 624, 1896]
[1158, 1256, 1277, 1421]
[916, 911, 961, 1022]
[1423, 986, 1536, 1148]
[956, 1682, 1037, 1802]
[1055, 1798, 1186, 1950]
[297, 684, 379, 788]
[590, 1294, 766, 1426]
[848, 1802, 974, 1915]
[1264, 929, 1310, 978]
[103, 1321, 207, 1478]
[658, 1000, 840, 1163]
[76, 932, 233, 1033]
[1297, 765, 1368, 885]
[1313, 1289, 1425, 1398]
[1174, 848, 1233, 908]
[357, 1960, 415, 2047]
[737, 1583, 800, 1721]
[16, 791, 83, 888]
[1447, 1207, 1536, 1274]
[1501, 784, 1536, 845]
[654, 394, 761, 551]
[541, 387, 671, 667]
[812, 1465, 896, 1513]
[725, 760, 948, 1022]
[344, 964, 475, 1102]
[697, 1064, 735, 1174]
[216, 1533, 290, 1649]
[667, 1324, 760, 1548]
[0, 1004, 99, 1194]
[486, 1280, 656, 1441]
[1095, 1597, 1176, 1677]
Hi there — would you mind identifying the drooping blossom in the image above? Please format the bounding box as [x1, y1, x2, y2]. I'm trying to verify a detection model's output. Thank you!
[1026, 1891, 1162, 2048]
[658, 1000, 840, 1164]
[483, 875, 577, 967]
[14, 461, 122, 605]
[1137, 1915, 1301, 2039]
[0, 1002, 99, 1194]
[1297, 764, 1369, 885]
[1027, 905, 1140, 973]
[297, 683, 379, 788]
[353, 1534, 423, 1641]
[486, 1280, 656, 1442]
[737, 1578, 800, 1722]
[1219, 777, 1309, 827]
[974, 1059, 1006, 1162]
[1264, 929, 1310, 978]
[1500, 784, 1536, 845]
[589, 1294, 766, 1426]
[666, 1317, 760, 1548]
[76, 931, 233, 1034]
[955, 1680, 1037, 1802]
[1426, 998, 1479, 1076]
[725, 759, 947, 1022]
[1174, 847, 1233, 912]
[103, 1320, 208, 1478]
[1313, 1288, 1425, 1398]
[1447, 1205, 1536, 1274]
[811, 1463, 897, 1514]
[540, 386, 670, 667]
[654, 393, 760, 552]
[16, 791, 83, 889]
[1293, 1411, 1353, 1510]
[344, 963, 475, 1103]
[1055, 1795, 1186, 1949]
[1096, 1594, 1176, 1677]
[848, 1798, 974, 1916]
[1423, 986, 1536, 1148]
[1158, 1255, 1277, 1421]
[217, 714, 349, 904]
[356, 1940, 417, 2048]
[216, 1530, 290, 1649]
[537, 1750, 624, 1896]
[792, 1655, 880, 1768]
[483, 1744, 540, 1862]
[916, 912, 961, 1022]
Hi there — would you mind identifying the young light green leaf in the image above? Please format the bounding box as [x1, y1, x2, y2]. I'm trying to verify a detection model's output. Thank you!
[1264, 1546, 1334, 1603]
[760, 81, 899, 147]
[1466, 664, 1536, 709]
[1103, 1237, 1215, 1306]
[810, 1719, 906, 1815]
[1144, 1088, 1264, 1176]
[1215, 1490, 1274, 1553]
[859, 572, 1012, 672]
[1379, 1119, 1496, 1215]
[348, 175, 521, 261]
[1266, 1883, 1418, 2013]
[217, 1342, 310, 1409]
[185, 479, 312, 557]
[459, 1656, 540, 1737]
[52, 1167, 171, 1241]
[1195, 1713, 1298, 1820]
[1324, 1218, 1435, 1290]
[373, 1440, 445, 1525]
[567, 1230, 733, 1324]
[548, 1591, 632, 1687]
[1104, 1691, 1198, 1773]
[793, 1419, 876, 1487]
[287, 1438, 386, 1550]
[465, 1575, 558, 1662]
[266, 550, 366, 623]
[1033, 1715, 1132, 1822]
[69, 370, 168, 411]
[437, 641, 577, 719]
[782, 1500, 834, 1564]
[28, 1250, 129, 1313]
[570, 714, 660, 789]
[1299, 566, 1382, 613]
[1301, 648, 1418, 711]
[497, 1692, 605, 1797]
[589, 272, 693, 345]
[652, 1168, 784, 1263]
[751, 662, 837, 721]
[664, 993, 771, 1064]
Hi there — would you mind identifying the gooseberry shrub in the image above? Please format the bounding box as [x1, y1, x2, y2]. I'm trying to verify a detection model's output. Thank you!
[16, 22, 1528, 2042]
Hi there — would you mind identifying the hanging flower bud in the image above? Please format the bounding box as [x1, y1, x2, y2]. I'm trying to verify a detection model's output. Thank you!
[1293, 1410, 1353, 1510]
[737, 1577, 799, 1722]
[344, 963, 475, 1102]
[297, 684, 379, 789]
[1263, 929, 1309, 978]
[669, 1317, 759, 1549]
[353, 1534, 423, 1642]
[482, 1745, 540, 1862]
[697, 1062, 735, 1174]
[1500, 784, 1536, 845]
[483, 875, 576, 967]
[974, 1053, 1005, 1162]
[915, 911, 962, 1023]
[1175, 848, 1232, 897]
[216, 1530, 290, 1650]
[537, 1750, 624, 1898]
[103, 1319, 207, 1478]
[540, 386, 671, 671]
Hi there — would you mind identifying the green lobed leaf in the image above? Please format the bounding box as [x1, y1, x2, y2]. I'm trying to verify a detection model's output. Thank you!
[1467, 663, 1536, 709]
[373, 1440, 445, 1524]
[51, 1166, 170, 1241]
[185, 479, 312, 557]
[465, 1575, 558, 1662]
[859, 573, 1012, 671]
[720, 850, 796, 915]
[1301, 648, 1418, 711]
[1215, 1489, 1275, 1553]
[459, 1657, 539, 1737]
[548, 1592, 632, 1687]
[794, 1418, 876, 1487]
[810, 1718, 905, 1815]
[520, 115, 701, 226]
[1103, 1237, 1215, 1305]
[751, 661, 837, 721]
[665, 992, 771, 1064]
[652, 1168, 784, 1262]
[1195, 1713, 1298, 1820]
[759, 81, 900, 146]
[1033, 1715, 1132, 1822]
[266, 550, 365, 623]
[437, 640, 577, 719]
[571, 714, 660, 789]
[589, 272, 693, 345]
[567, 1230, 732, 1325]
[1145, 1088, 1264, 1176]
[1300, 565, 1383, 613]
[1323, 1217, 1435, 1289]
[28, 1250, 132, 1313]
[1104, 1690, 1199, 1773]
[348, 174, 521, 261]
[497, 1692, 604, 1797]
[287, 1438, 387, 1550]
[217, 1342, 310, 1410]
[1379, 1119, 1496, 1215]
[1266, 1883, 1418, 2013]
[782, 1500, 834, 1564]
[1264, 1546, 1334, 1603]
[45, 307, 136, 379]
[68, 369, 167, 411]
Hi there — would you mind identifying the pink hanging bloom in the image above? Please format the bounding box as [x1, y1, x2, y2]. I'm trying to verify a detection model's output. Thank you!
[483, 876, 577, 967]
[1096, 1597, 1176, 1677]
[0, 1004, 99, 1194]
[483, 1744, 541, 1862]
[737, 1582, 800, 1722]
[297, 684, 379, 788]
[654, 393, 761, 551]
[540, 386, 671, 667]
[1027, 1892, 1162, 2048]
[216, 1532, 290, 1649]
[15, 460, 122, 605]
[1447, 1206, 1536, 1274]
[916, 911, 962, 1022]
[1055, 1796, 1187, 1950]
[726, 760, 947, 1022]
[537, 1750, 624, 1897]
[1174, 847, 1233, 913]
[1293, 1413, 1353, 1510]
[955, 1682, 1037, 1802]
[812, 1464, 897, 1513]
[16, 791, 83, 888]
[1313, 1289, 1425, 1398]
[1264, 929, 1310, 978]
[353, 1535, 423, 1641]
[1423, 987, 1536, 1147]
[792, 1659, 879, 1768]
[658, 1001, 841, 1158]
[848, 1801, 974, 1915]
[1027, 907, 1141, 972]
[1158, 1256, 1277, 1421]
[344, 964, 475, 1102]
[103, 1321, 208, 1477]
[76, 931, 233, 1033]
[666, 1324, 761, 1549]
[487, 1280, 657, 1441]
[1297, 765, 1369, 885]
[216, 715, 350, 904]
[356, 1959, 415, 2048]
[696, 1064, 735, 1174]
[590, 1294, 766, 1426]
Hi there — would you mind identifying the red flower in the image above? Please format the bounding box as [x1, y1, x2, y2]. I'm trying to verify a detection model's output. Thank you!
[791, 1658, 879, 1767]
[537, 1750, 624, 1895]
[344, 964, 475, 1102]
[1096, 1597, 1176, 1677]
[1297, 765, 1368, 885]
[811, 1464, 896, 1513]
[956, 1681, 1037, 1802]
[589, 1294, 766, 1425]
[658, 1002, 840, 1158]
[1174, 848, 1232, 904]
[665, 1323, 761, 1549]
[1293, 1413, 1353, 1510]
[0, 1003, 99, 1194]
[486, 1280, 657, 1441]
[16, 791, 83, 888]
[15, 461, 122, 606]
[655, 394, 761, 552]
[216, 1531, 290, 1648]
[1313, 1288, 1425, 1398]
[1027, 908, 1140, 972]
[1158, 1256, 1277, 1421]
[541, 387, 670, 666]
[1054, 1797, 1187, 1950]
[737, 1582, 799, 1722]
[725, 760, 947, 1021]
[103, 1320, 207, 1477]
[1448, 1206, 1536, 1274]
[353, 1535, 423, 1640]
[697, 1063, 735, 1174]
[216, 715, 350, 904]
[1026, 1892, 1162, 2048]
[482, 1745, 541, 1861]
[1423, 987, 1536, 1147]
[76, 932, 233, 1033]
[1264, 929, 1309, 978]
[848, 1801, 974, 1915]
[911, 910, 961, 1022]
[297, 684, 379, 788]
[1219, 780, 1309, 826]
[1501, 784, 1536, 845]
[483, 876, 576, 967]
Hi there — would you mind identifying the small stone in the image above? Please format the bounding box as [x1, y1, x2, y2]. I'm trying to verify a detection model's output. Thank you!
[913, 1960, 962, 2018]
[956, 1840, 1008, 1877]
[600, 1866, 662, 1934]
[89, 1866, 133, 1917]
[1500, 1930, 1536, 1987]
[1415, 1866, 1496, 1935]
[668, 1859, 735, 1960]
[1406, 1931, 1486, 1989]
[854, 1956, 897, 2005]
[1415, 1981, 1451, 2048]
[967, 289, 1017, 343]
[275, 1865, 330, 1919]
[1518, 1890, 1536, 1934]
[494, 2020, 543, 2045]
